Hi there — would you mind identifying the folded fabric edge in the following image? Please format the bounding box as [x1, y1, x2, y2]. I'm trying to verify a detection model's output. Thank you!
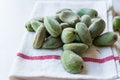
[9, 75, 118, 80]
[107, 3, 120, 78]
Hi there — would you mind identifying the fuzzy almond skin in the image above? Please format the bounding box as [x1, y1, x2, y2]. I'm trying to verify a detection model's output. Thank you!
[89, 18, 105, 39]
[59, 11, 80, 27]
[33, 24, 46, 49]
[61, 28, 77, 43]
[61, 50, 84, 74]
[91, 18, 100, 23]
[60, 23, 70, 29]
[80, 15, 91, 27]
[93, 32, 118, 46]
[76, 8, 98, 18]
[113, 16, 120, 31]
[42, 36, 63, 49]
[44, 17, 62, 37]
[76, 22, 92, 46]
[25, 21, 34, 32]
[77, 8, 98, 18]
[63, 43, 88, 55]
[56, 8, 72, 14]
[53, 14, 63, 23]
[31, 20, 42, 31]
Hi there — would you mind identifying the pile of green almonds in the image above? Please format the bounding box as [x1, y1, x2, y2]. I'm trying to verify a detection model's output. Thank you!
[25, 8, 118, 74]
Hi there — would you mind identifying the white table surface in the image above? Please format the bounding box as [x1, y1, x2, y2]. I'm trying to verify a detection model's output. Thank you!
[0, 0, 36, 80]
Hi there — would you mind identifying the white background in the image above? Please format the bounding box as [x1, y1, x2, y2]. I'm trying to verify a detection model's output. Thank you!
[0, 0, 36, 80]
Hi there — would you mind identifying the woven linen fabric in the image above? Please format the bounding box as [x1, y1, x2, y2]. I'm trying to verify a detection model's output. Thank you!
[9, 0, 120, 80]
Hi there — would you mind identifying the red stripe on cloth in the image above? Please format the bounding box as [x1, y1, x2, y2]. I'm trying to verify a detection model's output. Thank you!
[114, 56, 120, 61]
[83, 56, 115, 63]
[17, 53, 120, 63]
[17, 53, 60, 60]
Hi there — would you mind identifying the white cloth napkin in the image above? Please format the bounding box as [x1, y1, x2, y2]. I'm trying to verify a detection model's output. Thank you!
[9, 0, 120, 80]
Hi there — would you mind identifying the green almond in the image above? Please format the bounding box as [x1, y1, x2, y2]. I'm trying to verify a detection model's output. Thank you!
[93, 32, 118, 46]
[61, 50, 84, 74]
[25, 21, 34, 32]
[59, 11, 80, 27]
[44, 17, 62, 37]
[56, 8, 72, 14]
[76, 22, 92, 46]
[89, 18, 105, 39]
[61, 28, 77, 43]
[113, 16, 120, 31]
[31, 20, 42, 31]
[63, 43, 88, 55]
[33, 24, 46, 49]
[42, 36, 63, 49]
[77, 8, 98, 18]
[80, 15, 91, 27]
